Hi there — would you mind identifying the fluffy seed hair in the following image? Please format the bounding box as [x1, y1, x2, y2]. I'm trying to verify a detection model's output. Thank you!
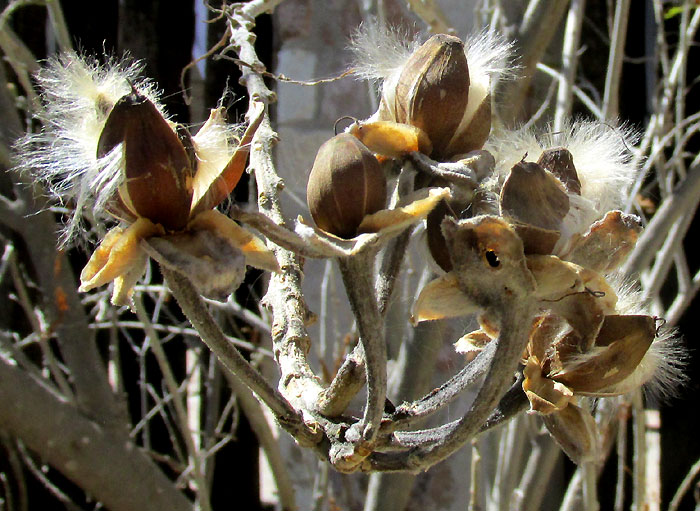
[349, 22, 419, 83]
[463, 30, 516, 84]
[485, 120, 641, 241]
[14, 52, 163, 245]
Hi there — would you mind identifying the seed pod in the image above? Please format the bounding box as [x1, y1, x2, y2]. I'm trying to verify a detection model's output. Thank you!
[500, 161, 570, 232]
[442, 91, 492, 156]
[389, 34, 470, 158]
[307, 134, 387, 239]
[537, 147, 581, 195]
[98, 91, 194, 231]
[542, 403, 599, 464]
[426, 199, 455, 272]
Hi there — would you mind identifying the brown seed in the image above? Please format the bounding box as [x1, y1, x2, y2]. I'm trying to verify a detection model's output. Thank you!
[306, 134, 387, 239]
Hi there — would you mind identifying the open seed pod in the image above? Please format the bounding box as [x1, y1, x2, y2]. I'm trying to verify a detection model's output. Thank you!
[499, 161, 570, 232]
[307, 133, 387, 239]
[98, 90, 195, 231]
[381, 34, 470, 158]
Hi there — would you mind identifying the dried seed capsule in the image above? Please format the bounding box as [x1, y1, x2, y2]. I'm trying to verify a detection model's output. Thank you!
[98, 91, 194, 231]
[307, 134, 387, 239]
[442, 91, 492, 156]
[537, 147, 581, 195]
[388, 34, 470, 158]
[426, 199, 453, 272]
[499, 161, 570, 232]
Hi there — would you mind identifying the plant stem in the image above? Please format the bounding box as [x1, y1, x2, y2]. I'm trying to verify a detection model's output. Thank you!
[161, 266, 321, 449]
[338, 252, 387, 445]
[367, 300, 533, 472]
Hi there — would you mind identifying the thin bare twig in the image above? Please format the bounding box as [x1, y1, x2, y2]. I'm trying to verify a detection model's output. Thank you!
[496, 0, 571, 125]
[161, 266, 321, 448]
[602, 0, 631, 119]
[669, 455, 700, 511]
[133, 296, 212, 511]
[367, 300, 534, 472]
[553, 0, 586, 131]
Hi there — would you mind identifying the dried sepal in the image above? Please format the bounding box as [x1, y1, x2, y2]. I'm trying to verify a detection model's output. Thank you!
[561, 210, 642, 273]
[111, 250, 149, 306]
[307, 133, 387, 239]
[542, 403, 599, 464]
[499, 161, 570, 231]
[187, 209, 279, 273]
[296, 187, 451, 258]
[79, 217, 164, 292]
[349, 120, 433, 158]
[98, 91, 194, 231]
[357, 187, 450, 234]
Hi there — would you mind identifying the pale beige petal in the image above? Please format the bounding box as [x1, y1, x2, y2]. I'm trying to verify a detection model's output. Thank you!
[411, 272, 479, 324]
[188, 209, 280, 273]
